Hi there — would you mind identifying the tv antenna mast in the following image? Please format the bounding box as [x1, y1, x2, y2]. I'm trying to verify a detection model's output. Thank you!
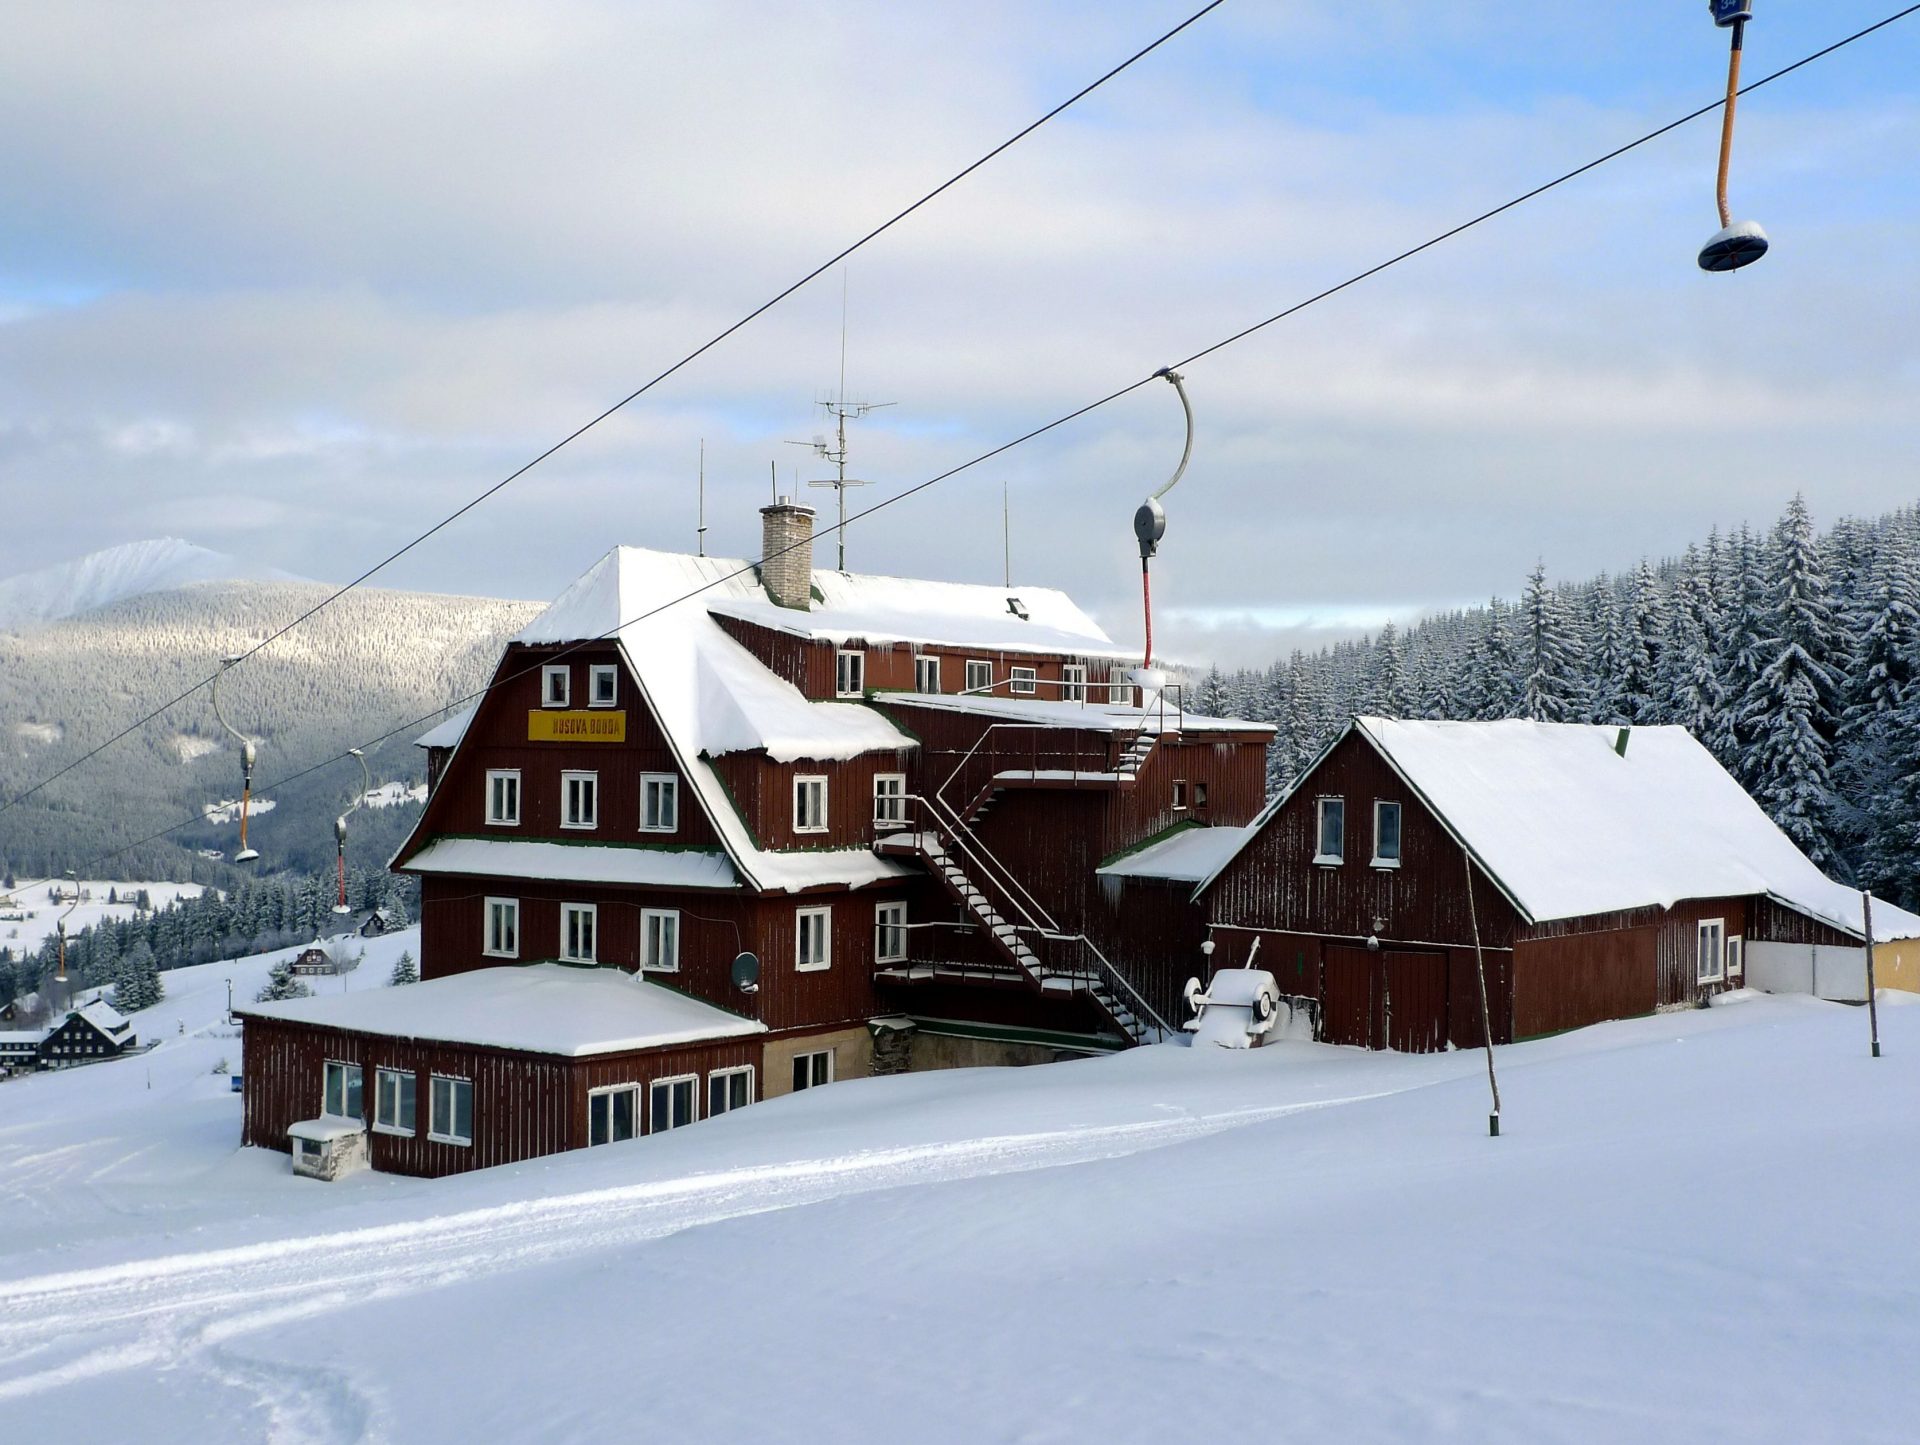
[786, 271, 893, 571]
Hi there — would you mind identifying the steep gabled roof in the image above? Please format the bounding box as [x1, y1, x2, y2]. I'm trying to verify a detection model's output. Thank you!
[1197, 717, 1920, 941]
[72, 998, 132, 1038]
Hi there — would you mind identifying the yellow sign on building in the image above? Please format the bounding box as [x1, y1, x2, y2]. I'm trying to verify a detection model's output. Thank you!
[527, 710, 627, 743]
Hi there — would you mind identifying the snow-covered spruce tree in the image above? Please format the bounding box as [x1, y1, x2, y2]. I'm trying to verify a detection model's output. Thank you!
[1367, 624, 1409, 717]
[1742, 495, 1846, 870]
[1663, 545, 1725, 747]
[389, 950, 419, 986]
[1193, 665, 1228, 717]
[1584, 576, 1629, 725]
[1838, 538, 1920, 896]
[1457, 601, 1517, 720]
[255, 958, 312, 1003]
[111, 938, 162, 1013]
[1716, 524, 1772, 780]
[1616, 558, 1667, 724]
[1521, 563, 1584, 723]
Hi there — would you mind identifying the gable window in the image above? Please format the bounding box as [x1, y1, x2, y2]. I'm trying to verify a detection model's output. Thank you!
[914, 655, 940, 693]
[542, 664, 570, 709]
[641, 909, 680, 972]
[483, 897, 520, 958]
[964, 659, 993, 694]
[1106, 668, 1133, 705]
[1697, 918, 1726, 985]
[1314, 797, 1345, 865]
[791, 1049, 833, 1091]
[561, 903, 598, 963]
[1727, 934, 1745, 983]
[588, 663, 619, 707]
[873, 773, 906, 829]
[875, 901, 908, 963]
[485, 769, 520, 827]
[794, 775, 828, 834]
[1010, 666, 1038, 696]
[709, 1066, 755, 1117]
[323, 1060, 363, 1122]
[1172, 780, 1189, 811]
[562, 770, 598, 830]
[649, 1075, 697, 1133]
[797, 906, 832, 972]
[640, 774, 679, 833]
[374, 1067, 416, 1136]
[1062, 664, 1087, 703]
[835, 650, 866, 698]
[588, 1084, 639, 1146]
[1372, 802, 1402, 868]
[429, 1075, 473, 1146]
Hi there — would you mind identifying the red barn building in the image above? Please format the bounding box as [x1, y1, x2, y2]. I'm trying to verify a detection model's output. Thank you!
[240, 500, 1272, 1176]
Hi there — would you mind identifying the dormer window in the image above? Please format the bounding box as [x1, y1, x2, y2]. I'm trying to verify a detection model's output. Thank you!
[1006, 597, 1029, 620]
[588, 664, 618, 708]
[835, 650, 865, 699]
[542, 665, 570, 709]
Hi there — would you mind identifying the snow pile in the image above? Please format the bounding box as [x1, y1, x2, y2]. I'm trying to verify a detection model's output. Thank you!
[0, 538, 308, 633]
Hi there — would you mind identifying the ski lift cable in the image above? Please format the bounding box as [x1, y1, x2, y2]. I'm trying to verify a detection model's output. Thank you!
[0, 0, 1229, 823]
[61, 4, 1920, 878]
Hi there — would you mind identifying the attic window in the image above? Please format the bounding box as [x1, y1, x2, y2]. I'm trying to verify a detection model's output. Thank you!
[1006, 597, 1029, 621]
[589, 664, 618, 707]
[542, 665, 570, 709]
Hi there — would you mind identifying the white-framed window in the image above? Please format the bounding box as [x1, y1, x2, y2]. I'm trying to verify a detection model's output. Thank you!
[914, 655, 940, 693]
[964, 659, 993, 694]
[483, 896, 520, 958]
[1106, 668, 1133, 705]
[1061, 664, 1087, 702]
[649, 1075, 697, 1133]
[562, 770, 598, 830]
[1727, 934, 1745, 982]
[322, 1059, 363, 1121]
[1172, 780, 1189, 811]
[1314, 797, 1345, 865]
[588, 1084, 639, 1146]
[641, 908, 680, 972]
[485, 769, 520, 827]
[791, 1049, 833, 1091]
[588, 663, 619, 708]
[709, 1066, 755, 1117]
[542, 664, 570, 708]
[374, 1067, 416, 1135]
[794, 775, 828, 834]
[429, 1075, 473, 1145]
[561, 902, 598, 963]
[640, 773, 679, 833]
[1697, 918, 1726, 984]
[835, 650, 866, 698]
[875, 901, 908, 963]
[1372, 801, 1403, 867]
[1010, 666, 1038, 696]
[797, 906, 832, 972]
[873, 773, 906, 829]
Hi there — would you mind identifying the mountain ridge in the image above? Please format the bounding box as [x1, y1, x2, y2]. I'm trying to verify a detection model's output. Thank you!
[0, 538, 314, 634]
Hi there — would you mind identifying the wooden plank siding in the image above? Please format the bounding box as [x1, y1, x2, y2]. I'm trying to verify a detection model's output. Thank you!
[1748, 897, 1859, 948]
[1512, 926, 1659, 1039]
[707, 748, 914, 852]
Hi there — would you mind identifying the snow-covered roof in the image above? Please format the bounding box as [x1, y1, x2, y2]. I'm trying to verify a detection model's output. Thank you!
[238, 962, 766, 1057]
[505, 547, 924, 894]
[404, 838, 743, 890]
[882, 692, 1271, 735]
[708, 569, 1132, 659]
[1202, 718, 1920, 940]
[1099, 825, 1253, 883]
[413, 706, 475, 750]
[0, 1030, 47, 1045]
[74, 999, 131, 1036]
[288, 1117, 365, 1143]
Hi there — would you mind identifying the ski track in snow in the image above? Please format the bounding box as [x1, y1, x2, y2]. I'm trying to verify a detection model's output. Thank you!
[0, 1092, 1389, 1438]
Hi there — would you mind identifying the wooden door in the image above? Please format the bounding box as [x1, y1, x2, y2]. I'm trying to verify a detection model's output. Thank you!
[1322, 945, 1375, 1048]
[1383, 950, 1448, 1054]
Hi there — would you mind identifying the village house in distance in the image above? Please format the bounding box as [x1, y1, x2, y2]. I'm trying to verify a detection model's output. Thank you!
[238, 498, 1917, 1180]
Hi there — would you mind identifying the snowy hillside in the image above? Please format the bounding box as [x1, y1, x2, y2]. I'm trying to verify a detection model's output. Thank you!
[0, 876, 207, 955]
[0, 960, 1916, 1442]
[0, 538, 307, 635]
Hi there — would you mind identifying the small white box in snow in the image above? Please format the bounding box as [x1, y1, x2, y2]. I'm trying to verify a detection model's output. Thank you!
[289, 1117, 368, 1181]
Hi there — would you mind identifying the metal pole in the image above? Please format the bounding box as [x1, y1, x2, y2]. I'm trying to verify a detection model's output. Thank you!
[1464, 844, 1503, 1136]
[1863, 890, 1882, 1059]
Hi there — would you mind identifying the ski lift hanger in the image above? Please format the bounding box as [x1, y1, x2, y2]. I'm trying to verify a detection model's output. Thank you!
[332, 749, 372, 916]
[1133, 367, 1194, 673]
[1699, 0, 1770, 272]
[211, 654, 261, 863]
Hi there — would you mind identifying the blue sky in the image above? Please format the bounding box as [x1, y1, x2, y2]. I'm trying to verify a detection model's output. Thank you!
[1, 1, 1915, 665]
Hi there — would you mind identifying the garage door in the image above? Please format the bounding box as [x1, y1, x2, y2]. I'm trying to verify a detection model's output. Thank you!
[1383, 950, 1448, 1054]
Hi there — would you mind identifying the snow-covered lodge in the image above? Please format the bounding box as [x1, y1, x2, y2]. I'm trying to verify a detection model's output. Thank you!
[238, 501, 1913, 1179]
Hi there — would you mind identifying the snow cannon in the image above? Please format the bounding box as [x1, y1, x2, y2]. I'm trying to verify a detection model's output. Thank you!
[1698, 0, 1768, 273]
[1184, 968, 1284, 1049]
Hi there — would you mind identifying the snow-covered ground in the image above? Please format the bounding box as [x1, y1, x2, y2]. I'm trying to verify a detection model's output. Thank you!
[358, 781, 427, 809]
[200, 796, 279, 826]
[1, 953, 1916, 1443]
[0, 878, 208, 955]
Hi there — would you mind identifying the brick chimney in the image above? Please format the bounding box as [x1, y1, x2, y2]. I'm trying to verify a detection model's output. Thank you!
[759, 498, 815, 610]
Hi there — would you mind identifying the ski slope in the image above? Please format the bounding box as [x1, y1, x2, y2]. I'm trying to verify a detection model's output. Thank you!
[0, 878, 208, 956]
[1, 946, 1916, 1443]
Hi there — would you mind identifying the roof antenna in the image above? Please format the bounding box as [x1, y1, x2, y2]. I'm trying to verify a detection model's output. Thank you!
[1003, 479, 1012, 590]
[331, 748, 372, 916]
[770, 460, 778, 505]
[211, 655, 261, 863]
[1134, 367, 1194, 671]
[697, 440, 708, 558]
[788, 270, 893, 572]
[1698, 1, 1769, 272]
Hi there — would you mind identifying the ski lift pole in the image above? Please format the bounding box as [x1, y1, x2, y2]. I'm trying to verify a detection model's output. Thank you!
[333, 749, 372, 916]
[211, 655, 261, 863]
[53, 869, 78, 985]
[1133, 368, 1193, 671]
[1863, 889, 1881, 1059]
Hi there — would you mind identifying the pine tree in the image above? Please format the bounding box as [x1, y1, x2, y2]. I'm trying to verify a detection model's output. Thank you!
[1664, 546, 1725, 747]
[389, 950, 419, 986]
[1617, 558, 1666, 723]
[1520, 563, 1584, 722]
[1368, 624, 1409, 717]
[256, 959, 312, 1003]
[1840, 539, 1920, 895]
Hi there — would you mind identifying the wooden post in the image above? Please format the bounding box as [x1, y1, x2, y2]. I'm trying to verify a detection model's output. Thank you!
[1464, 845, 1502, 1136]
[1863, 890, 1882, 1059]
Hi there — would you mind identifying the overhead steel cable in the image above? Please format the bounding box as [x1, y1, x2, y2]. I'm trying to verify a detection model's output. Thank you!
[57, 2, 1920, 877]
[0, 0, 1228, 821]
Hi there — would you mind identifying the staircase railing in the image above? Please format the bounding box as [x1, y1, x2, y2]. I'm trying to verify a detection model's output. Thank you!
[936, 724, 1115, 819]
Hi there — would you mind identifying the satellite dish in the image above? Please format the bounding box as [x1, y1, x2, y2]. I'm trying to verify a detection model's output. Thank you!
[731, 951, 761, 994]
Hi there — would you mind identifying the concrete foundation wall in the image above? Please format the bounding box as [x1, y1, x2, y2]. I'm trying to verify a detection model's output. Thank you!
[1748, 941, 1870, 1002]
